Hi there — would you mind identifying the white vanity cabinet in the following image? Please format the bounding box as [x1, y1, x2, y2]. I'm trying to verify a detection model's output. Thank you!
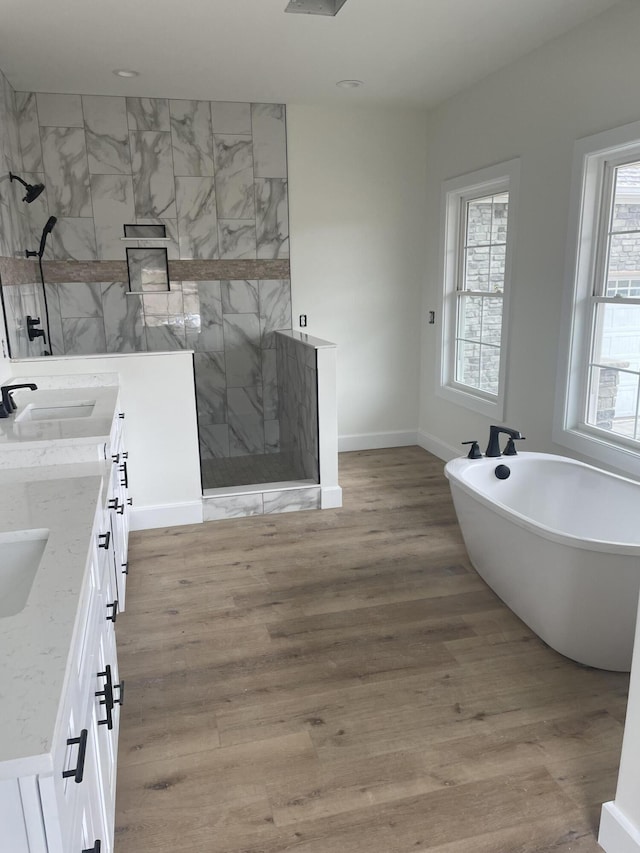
[106, 411, 131, 613]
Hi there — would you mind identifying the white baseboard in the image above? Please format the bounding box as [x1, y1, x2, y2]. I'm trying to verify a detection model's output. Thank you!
[338, 431, 418, 452]
[130, 500, 204, 531]
[321, 485, 343, 508]
[599, 802, 640, 853]
[417, 429, 460, 462]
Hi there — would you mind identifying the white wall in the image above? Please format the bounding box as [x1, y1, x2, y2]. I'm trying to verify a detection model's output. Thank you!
[418, 0, 640, 844]
[287, 104, 428, 448]
[419, 0, 640, 460]
[11, 352, 202, 528]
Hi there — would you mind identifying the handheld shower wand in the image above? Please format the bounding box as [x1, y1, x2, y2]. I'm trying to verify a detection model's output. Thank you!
[25, 216, 57, 259]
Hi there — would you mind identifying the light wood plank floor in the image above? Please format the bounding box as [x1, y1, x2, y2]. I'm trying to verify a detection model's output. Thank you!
[115, 447, 629, 852]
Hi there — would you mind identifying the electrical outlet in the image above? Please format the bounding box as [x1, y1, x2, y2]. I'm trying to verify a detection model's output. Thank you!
[299, 314, 307, 328]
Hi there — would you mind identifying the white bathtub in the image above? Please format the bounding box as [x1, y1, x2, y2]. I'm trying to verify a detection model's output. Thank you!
[444, 451, 640, 671]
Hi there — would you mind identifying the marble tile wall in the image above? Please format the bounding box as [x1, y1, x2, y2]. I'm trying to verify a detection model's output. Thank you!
[196, 278, 292, 461]
[276, 333, 320, 482]
[0, 69, 46, 359]
[14, 93, 289, 264]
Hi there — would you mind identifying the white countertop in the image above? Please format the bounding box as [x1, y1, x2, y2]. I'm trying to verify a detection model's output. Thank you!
[0, 468, 105, 778]
[0, 377, 119, 469]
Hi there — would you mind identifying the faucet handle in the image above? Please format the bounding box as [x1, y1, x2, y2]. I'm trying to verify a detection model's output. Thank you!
[503, 436, 526, 456]
[461, 440, 482, 459]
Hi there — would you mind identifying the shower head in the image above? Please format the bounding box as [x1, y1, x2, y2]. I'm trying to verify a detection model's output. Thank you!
[25, 216, 57, 259]
[9, 172, 45, 204]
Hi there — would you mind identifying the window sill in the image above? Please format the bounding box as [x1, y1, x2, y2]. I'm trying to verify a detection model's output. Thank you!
[553, 423, 640, 481]
[436, 382, 504, 420]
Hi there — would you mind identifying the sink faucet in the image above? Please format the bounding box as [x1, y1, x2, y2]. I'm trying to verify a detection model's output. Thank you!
[485, 425, 525, 457]
[0, 383, 38, 418]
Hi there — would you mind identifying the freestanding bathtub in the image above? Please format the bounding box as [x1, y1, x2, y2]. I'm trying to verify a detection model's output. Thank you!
[444, 451, 640, 671]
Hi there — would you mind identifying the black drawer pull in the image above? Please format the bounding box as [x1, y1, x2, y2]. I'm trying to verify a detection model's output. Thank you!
[98, 531, 111, 550]
[122, 561, 129, 575]
[114, 679, 125, 707]
[96, 666, 114, 730]
[122, 451, 129, 459]
[63, 729, 88, 783]
[118, 412, 125, 419]
[106, 600, 118, 623]
[108, 497, 120, 510]
[119, 461, 129, 489]
[111, 453, 120, 463]
[117, 504, 124, 515]
[127, 497, 133, 506]
[83, 841, 101, 853]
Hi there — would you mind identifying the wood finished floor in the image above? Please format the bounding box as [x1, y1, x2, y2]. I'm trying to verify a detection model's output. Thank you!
[114, 447, 629, 853]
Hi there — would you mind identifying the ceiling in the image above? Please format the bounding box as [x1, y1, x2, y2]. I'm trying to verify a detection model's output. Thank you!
[0, 0, 622, 107]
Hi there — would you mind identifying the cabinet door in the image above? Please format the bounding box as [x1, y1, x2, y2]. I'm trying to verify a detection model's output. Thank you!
[92, 620, 120, 848]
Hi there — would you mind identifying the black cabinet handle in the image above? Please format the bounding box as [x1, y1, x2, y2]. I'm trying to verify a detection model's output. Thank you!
[96, 666, 114, 730]
[106, 600, 118, 623]
[127, 497, 133, 506]
[122, 451, 129, 459]
[111, 453, 120, 463]
[119, 461, 128, 489]
[122, 561, 129, 575]
[83, 841, 101, 853]
[114, 679, 125, 707]
[108, 497, 120, 510]
[98, 531, 111, 550]
[63, 729, 88, 783]
[117, 504, 124, 515]
[118, 412, 125, 419]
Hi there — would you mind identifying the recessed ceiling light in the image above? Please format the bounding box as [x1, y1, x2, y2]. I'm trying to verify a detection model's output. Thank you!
[336, 79, 364, 89]
[113, 69, 139, 78]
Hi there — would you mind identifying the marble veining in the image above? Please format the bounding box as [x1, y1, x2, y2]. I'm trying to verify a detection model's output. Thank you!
[194, 351, 226, 424]
[255, 178, 289, 259]
[199, 423, 230, 460]
[126, 97, 170, 132]
[90, 173, 135, 260]
[144, 314, 186, 351]
[176, 176, 218, 259]
[223, 313, 262, 387]
[130, 131, 176, 219]
[41, 127, 92, 217]
[221, 279, 258, 314]
[203, 492, 263, 520]
[15, 92, 42, 171]
[218, 220, 257, 260]
[170, 100, 214, 177]
[213, 135, 255, 220]
[259, 279, 292, 348]
[51, 217, 98, 261]
[62, 316, 107, 355]
[83, 95, 130, 175]
[57, 281, 103, 318]
[263, 486, 321, 514]
[102, 281, 144, 353]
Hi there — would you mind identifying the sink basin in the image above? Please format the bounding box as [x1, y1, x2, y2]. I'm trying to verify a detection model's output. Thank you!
[0, 529, 49, 617]
[15, 401, 96, 423]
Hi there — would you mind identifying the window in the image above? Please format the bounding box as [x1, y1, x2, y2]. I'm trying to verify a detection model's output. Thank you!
[437, 159, 520, 418]
[555, 120, 640, 475]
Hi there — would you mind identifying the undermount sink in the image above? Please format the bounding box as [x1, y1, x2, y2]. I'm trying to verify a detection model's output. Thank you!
[15, 401, 96, 423]
[0, 529, 49, 617]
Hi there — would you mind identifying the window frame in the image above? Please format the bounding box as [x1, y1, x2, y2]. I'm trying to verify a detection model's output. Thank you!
[554, 119, 640, 476]
[437, 159, 520, 419]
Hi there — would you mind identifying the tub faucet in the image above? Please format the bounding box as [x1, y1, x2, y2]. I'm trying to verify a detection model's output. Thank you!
[485, 425, 524, 458]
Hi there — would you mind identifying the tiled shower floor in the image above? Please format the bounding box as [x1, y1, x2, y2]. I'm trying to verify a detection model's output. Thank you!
[201, 453, 304, 489]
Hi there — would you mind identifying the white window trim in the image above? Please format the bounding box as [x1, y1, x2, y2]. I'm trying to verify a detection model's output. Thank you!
[554, 119, 640, 477]
[436, 158, 520, 420]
